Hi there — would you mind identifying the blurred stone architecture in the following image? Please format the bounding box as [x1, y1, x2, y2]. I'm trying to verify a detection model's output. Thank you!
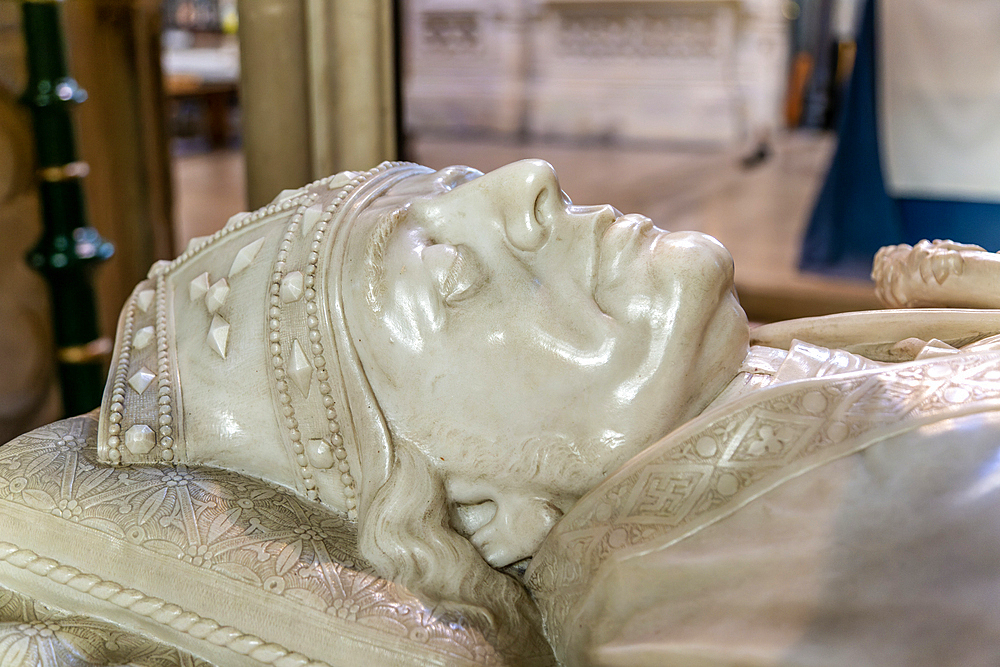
[404, 0, 788, 146]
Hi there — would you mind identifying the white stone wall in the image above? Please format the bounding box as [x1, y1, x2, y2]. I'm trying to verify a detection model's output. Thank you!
[404, 2, 530, 135]
[403, 0, 789, 146]
[530, 0, 740, 143]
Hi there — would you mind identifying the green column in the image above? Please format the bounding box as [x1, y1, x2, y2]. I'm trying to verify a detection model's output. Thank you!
[20, 0, 114, 416]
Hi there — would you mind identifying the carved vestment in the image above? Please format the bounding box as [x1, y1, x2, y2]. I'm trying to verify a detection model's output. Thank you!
[528, 332, 1000, 666]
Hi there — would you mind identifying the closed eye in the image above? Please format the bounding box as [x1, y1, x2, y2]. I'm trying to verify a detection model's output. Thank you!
[421, 243, 485, 305]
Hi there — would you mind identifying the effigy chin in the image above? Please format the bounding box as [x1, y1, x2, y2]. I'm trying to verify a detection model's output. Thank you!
[5, 160, 1000, 667]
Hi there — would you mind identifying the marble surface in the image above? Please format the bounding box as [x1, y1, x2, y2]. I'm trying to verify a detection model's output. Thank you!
[13, 156, 1000, 666]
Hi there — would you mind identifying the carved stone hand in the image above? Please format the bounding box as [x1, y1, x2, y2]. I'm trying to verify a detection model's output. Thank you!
[872, 239, 1000, 308]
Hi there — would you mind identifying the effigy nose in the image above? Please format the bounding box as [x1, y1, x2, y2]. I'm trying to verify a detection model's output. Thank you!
[490, 159, 560, 252]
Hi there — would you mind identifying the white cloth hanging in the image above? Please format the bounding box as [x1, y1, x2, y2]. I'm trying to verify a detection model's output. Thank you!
[878, 0, 1000, 202]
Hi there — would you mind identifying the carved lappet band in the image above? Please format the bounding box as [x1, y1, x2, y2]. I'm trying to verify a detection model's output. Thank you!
[97, 162, 431, 519]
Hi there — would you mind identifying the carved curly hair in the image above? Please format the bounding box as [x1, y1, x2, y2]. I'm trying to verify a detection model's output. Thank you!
[356, 443, 552, 659]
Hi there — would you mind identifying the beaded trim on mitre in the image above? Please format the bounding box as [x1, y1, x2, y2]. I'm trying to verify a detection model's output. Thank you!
[264, 163, 406, 515]
[100, 162, 410, 517]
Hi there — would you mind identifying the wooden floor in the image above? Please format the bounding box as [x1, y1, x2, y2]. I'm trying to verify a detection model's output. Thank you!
[172, 132, 881, 323]
[172, 147, 247, 251]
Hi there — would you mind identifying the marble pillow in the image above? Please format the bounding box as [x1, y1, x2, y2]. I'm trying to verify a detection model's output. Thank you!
[0, 413, 542, 666]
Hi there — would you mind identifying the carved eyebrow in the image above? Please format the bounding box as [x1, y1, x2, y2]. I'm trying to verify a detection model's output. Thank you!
[439, 248, 466, 300]
[365, 205, 408, 316]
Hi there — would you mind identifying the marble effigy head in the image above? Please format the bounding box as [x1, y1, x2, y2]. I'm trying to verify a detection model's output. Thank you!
[95, 159, 749, 637]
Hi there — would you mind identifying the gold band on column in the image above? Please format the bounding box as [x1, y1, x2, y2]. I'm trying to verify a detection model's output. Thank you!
[57, 337, 112, 364]
[37, 161, 90, 182]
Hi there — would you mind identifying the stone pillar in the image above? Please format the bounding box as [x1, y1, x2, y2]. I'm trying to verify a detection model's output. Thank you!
[237, 0, 312, 209]
[239, 0, 398, 209]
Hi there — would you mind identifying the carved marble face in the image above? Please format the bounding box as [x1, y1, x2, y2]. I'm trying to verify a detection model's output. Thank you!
[344, 160, 749, 567]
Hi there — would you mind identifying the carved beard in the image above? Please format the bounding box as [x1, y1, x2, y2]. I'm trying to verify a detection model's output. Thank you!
[356, 442, 553, 658]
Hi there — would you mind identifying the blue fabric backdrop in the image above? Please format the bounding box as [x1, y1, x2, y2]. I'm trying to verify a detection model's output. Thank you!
[799, 0, 1000, 278]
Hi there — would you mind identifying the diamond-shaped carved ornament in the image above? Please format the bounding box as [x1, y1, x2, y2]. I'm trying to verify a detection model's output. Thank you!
[207, 315, 231, 359]
[289, 339, 312, 397]
[229, 237, 265, 278]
